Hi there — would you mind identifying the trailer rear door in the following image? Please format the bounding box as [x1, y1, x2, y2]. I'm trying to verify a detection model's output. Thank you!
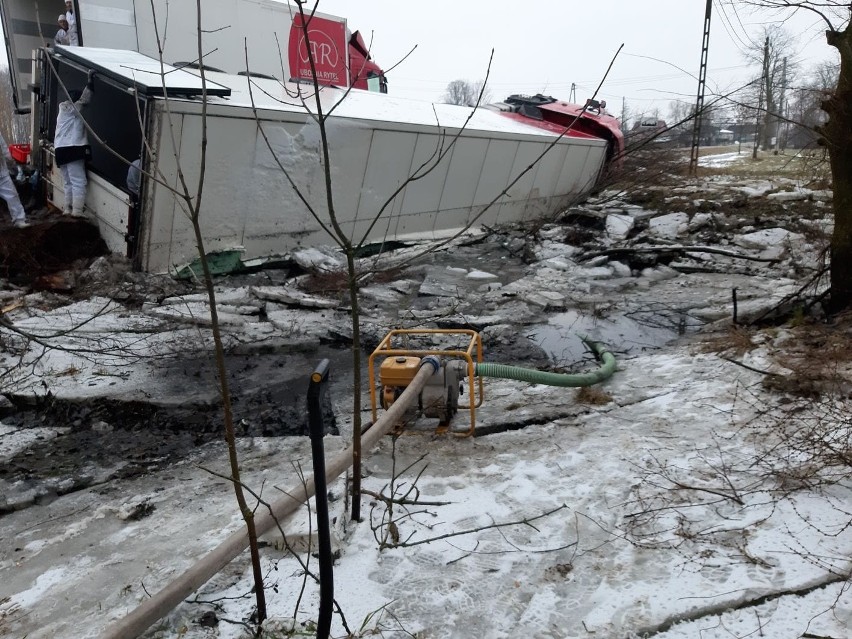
[0, 0, 57, 112]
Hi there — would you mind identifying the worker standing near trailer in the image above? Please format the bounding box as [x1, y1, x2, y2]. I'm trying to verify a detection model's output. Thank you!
[0, 131, 28, 228]
[54, 14, 70, 46]
[64, 0, 78, 45]
[54, 70, 94, 217]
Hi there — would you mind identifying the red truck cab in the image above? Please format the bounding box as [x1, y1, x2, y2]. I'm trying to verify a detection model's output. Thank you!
[348, 30, 387, 92]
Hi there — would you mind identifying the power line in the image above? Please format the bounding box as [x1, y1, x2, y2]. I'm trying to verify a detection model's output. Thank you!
[714, 0, 759, 54]
[689, 0, 713, 176]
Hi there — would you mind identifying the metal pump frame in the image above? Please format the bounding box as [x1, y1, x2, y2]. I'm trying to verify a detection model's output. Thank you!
[368, 328, 485, 437]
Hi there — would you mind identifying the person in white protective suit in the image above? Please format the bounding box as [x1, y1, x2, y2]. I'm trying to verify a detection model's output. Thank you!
[55, 15, 70, 46]
[64, 0, 79, 46]
[126, 158, 141, 197]
[54, 70, 94, 218]
[0, 132, 28, 228]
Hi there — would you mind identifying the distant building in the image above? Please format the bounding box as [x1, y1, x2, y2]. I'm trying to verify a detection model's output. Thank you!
[717, 129, 735, 143]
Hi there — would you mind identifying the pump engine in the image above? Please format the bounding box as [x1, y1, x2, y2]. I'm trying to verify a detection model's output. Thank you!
[379, 356, 465, 426]
[368, 329, 484, 437]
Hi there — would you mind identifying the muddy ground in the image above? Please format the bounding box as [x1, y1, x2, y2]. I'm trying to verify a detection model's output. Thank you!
[0, 336, 551, 514]
[0, 158, 833, 515]
[0, 211, 552, 513]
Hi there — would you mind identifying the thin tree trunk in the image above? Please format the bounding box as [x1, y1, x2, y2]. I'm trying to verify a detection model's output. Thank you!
[187, 0, 266, 621]
[191, 221, 268, 622]
[346, 248, 363, 521]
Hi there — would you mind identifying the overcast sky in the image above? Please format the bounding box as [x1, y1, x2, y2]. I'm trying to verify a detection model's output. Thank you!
[0, 1, 840, 123]
[316, 0, 839, 119]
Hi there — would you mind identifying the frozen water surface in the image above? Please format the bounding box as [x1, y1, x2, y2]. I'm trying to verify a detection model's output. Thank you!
[530, 308, 687, 364]
[0, 155, 847, 639]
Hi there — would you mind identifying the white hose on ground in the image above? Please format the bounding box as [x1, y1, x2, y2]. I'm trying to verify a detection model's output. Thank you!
[99, 359, 439, 639]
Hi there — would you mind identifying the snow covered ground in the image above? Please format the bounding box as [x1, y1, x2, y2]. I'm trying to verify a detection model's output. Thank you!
[697, 151, 742, 168]
[2, 161, 850, 639]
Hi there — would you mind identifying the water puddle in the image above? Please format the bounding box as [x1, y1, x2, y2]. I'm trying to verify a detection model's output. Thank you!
[528, 307, 700, 365]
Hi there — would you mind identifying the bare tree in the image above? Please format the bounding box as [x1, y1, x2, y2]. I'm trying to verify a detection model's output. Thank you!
[0, 1, 273, 628]
[62, 0, 275, 624]
[154, 2, 270, 623]
[619, 98, 635, 135]
[250, 2, 498, 522]
[442, 78, 492, 106]
[666, 100, 693, 145]
[246, 7, 620, 525]
[667, 100, 692, 125]
[740, 25, 799, 150]
[726, 1, 851, 310]
[787, 60, 838, 148]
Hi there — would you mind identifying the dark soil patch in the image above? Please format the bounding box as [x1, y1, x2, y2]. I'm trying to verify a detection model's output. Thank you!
[1, 348, 343, 514]
[0, 218, 108, 286]
[0, 314, 645, 513]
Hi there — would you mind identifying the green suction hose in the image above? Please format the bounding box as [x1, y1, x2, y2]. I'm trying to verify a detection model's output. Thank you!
[474, 337, 616, 387]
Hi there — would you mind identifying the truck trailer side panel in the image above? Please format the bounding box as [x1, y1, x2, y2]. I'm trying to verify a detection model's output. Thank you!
[137, 97, 607, 273]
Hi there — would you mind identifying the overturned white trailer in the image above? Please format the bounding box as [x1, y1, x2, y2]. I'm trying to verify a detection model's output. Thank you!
[47, 47, 611, 273]
[2, 1, 620, 274]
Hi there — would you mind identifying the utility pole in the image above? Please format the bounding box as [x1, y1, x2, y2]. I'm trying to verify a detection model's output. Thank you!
[621, 96, 627, 135]
[569, 83, 577, 103]
[753, 36, 769, 159]
[688, 0, 712, 176]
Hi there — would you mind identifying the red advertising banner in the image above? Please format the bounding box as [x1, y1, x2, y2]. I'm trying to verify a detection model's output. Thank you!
[288, 14, 348, 87]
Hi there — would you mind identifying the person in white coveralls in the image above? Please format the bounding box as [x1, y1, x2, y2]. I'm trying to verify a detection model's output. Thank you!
[54, 14, 70, 46]
[0, 132, 28, 228]
[64, 0, 79, 45]
[54, 70, 95, 217]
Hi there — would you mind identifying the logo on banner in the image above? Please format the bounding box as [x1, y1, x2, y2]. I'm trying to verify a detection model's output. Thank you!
[289, 15, 348, 87]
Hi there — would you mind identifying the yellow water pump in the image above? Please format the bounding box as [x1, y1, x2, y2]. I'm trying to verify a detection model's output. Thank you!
[369, 328, 617, 438]
[369, 329, 483, 437]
